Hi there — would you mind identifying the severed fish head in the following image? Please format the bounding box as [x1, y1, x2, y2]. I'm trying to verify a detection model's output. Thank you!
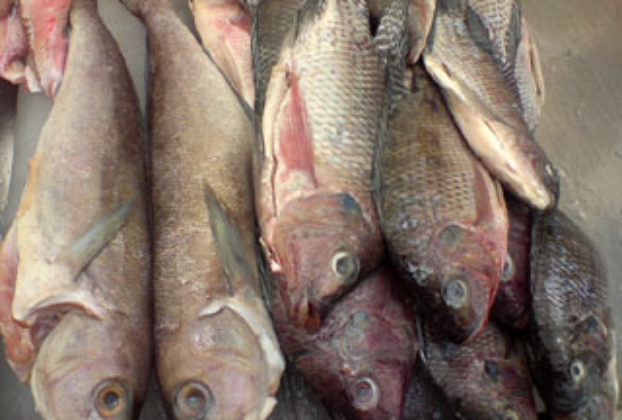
[271, 192, 382, 330]
[29, 313, 148, 420]
[406, 222, 504, 343]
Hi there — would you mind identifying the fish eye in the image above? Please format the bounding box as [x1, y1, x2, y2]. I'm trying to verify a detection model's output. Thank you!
[502, 408, 520, 420]
[93, 380, 129, 418]
[352, 377, 379, 411]
[331, 251, 359, 282]
[442, 277, 468, 308]
[174, 381, 213, 419]
[570, 360, 586, 383]
[501, 256, 514, 282]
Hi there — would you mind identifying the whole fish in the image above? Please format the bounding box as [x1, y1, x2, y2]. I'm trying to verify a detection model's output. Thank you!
[528, 210, 618, 419]
[375, 64, 508, 343]
[256, 0, 386, 329]
[423, 318, 538, 419]
[190, 0, 255, 106]
[492, 194, 531, 329]
[0, 0, 151, 418]
[423, 0, 558, 211]
[402, 356, 458, 420]
[120, 0, 285, 418]
[19, 0, 72, 96]
[465, 0, 545, 132]
[251, 0, 303, 115]
[268, 264, 417, 419]
[268, 365, 335, 420]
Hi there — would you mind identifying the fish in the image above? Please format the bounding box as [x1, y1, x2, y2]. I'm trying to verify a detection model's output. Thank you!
[423, 0, 558, 211]
[189, 0, 255, 106]
[465, 0, 545, 132]
[422, 318, 538, 420]
[255, 0, 386, 329]
[267, 264, 417, 419]
[402, 356, 458, 420]
[0, 0, 151, 418]
[268, 365, 335, 420]
[251, 0, 303, 115]
[19, 0, 72, 96]
[527, 210, 618, 419]
[119, 0, 285, 418]
[0, 1, 36, 89]
[492, 194, 532, 329]
[375, 64, 508, 343]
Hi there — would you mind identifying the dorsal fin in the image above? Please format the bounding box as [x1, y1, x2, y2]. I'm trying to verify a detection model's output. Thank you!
[204, 184, 254, 296]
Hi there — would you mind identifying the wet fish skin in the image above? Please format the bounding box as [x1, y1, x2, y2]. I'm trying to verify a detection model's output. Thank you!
[423, 0, 558, 211]
[528, 210, 618, 419]
[19, 0, 72, 96]
[120, 0, 285, 418]
[0, 0, 151, 418]
[256, 0, 385, 329]
[423, 318, 538, 420]
[190, 0, 255, 106]
[376, 65, 508, 343]
[465, 0, 545, 132]
[0, 1, 31, 87]
[402, 356, 458, 420]
[492, 194, 532, 329]
[269, 264, 417, 419]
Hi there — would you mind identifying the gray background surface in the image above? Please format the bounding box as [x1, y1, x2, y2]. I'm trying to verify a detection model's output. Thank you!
[0, 0, 620, 418]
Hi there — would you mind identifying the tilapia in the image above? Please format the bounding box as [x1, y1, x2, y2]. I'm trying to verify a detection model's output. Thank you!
[268, 264, 416, 419]
[402, 356, 458, 420]
[423, 318, 538, 419]
[492, 194, 532, 328]
[19, 0, 72, 96]
[256, 0, 385, 328]
[119, 0, 285, 418]
[423, 0, 558, 211]
[268, 365, 335, 420]
[375, 65, 508, 343]
[465, 0, 545, 132]
[528, 210, 618, 419]
[190, 0, 255, 106]
[0, 0, 151, 418]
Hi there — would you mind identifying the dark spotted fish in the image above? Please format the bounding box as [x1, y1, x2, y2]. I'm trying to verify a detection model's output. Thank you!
[528, 210, 618, 419]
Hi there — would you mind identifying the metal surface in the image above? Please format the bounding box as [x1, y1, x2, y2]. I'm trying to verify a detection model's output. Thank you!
[0, 0, 620, 418]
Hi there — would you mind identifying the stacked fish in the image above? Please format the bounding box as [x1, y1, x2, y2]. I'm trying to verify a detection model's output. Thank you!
[0, 0, 617, 419]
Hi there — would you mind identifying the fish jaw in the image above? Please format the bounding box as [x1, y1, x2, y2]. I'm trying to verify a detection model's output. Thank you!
[269, 192, 383, 329]
[159, 304, 282, 420]
[30, 312, 147, 420]
[19, 0, 72, 96]
[190, 0, 254, 105]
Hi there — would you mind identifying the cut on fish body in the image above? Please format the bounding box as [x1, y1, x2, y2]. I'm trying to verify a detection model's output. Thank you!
[528, 210, 618, 419]
[119, 0, 285, 418]
[424, 0, 558, 211]
[0, 0, 151, 418]
[375, 65, 508, 343]
[256, 0, 386, 328]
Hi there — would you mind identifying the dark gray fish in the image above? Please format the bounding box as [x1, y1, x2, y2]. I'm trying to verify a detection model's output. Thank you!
[423, 318, 538, 420]
[403, 356, 458, 420]
[528, 210, 618, 419]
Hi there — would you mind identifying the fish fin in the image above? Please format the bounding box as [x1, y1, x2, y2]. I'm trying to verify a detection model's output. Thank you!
[204, 184, 255, 296]
[465, 4, 495, 58]
[49, 199, 135, 280]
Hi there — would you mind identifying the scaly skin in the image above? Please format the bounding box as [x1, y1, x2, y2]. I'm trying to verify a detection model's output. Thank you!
[256, 0, 385, 329]
[528, 210, 618, 419]
[120, 0, 285, 418]
[0, 0, 150, 418]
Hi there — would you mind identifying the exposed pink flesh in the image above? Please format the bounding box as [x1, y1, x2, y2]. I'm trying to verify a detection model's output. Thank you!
[0, 3, 29, 85]
[0, 228, 35, 381]
[19, 0, 72, 96]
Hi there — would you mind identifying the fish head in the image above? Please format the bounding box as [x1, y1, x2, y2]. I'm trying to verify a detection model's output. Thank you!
[29, 312, 147, 420]
[548, 315, 617, 415]
[271, 192, 381, 329]
[417, 223, 503, 342]
[159, 307, 277, 420]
